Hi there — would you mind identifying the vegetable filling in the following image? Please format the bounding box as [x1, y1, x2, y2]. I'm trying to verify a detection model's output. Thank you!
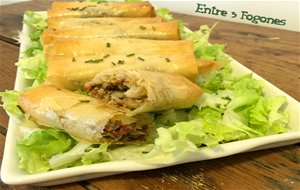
[86, 79, 147, 110]
[103, 115, 151, 142]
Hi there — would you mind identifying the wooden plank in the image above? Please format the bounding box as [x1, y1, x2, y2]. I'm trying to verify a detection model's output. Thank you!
[0, 41, 19, 128]
[0, 1, 51, 40]
[88, 145, 299, 190]
[49, 183, 87, 190]
[0, 41, 19, 91]
[0, 0, 75, 40]
[194, 145, 300, 190]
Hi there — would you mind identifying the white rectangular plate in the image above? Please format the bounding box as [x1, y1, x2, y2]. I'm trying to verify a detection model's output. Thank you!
[1, 12, 300, 186]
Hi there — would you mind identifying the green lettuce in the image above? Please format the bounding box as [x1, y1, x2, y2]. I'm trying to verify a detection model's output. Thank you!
[17, 129, 76, 174]
[16, 11, 47, 87]
[155, 109, 188, 127]
[155, 8, 174, 21]
[0, 90, 23, 119]
[248, 96, 288, 135]
[110, 144, 153, 161]
[155, 8, 185, 37]
[49, 143, 90, 169]
[184, 24, 230, 63]
[17, 128, 113, 173]
[144, 127, 197, 162]
[81, 144, 111, 165]
[22, 11, 47, 58]
[16, 52, 47, 88]
[23, 11, 47, 31]
[193, 63, 288, 138]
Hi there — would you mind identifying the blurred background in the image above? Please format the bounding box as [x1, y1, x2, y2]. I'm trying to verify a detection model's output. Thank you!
[151, 1, 300, 32]
[1, 0, 299, 31]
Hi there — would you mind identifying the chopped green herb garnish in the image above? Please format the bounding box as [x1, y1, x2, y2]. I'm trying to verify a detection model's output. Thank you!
[165, 58, 171, 62]
[79, 100, 90, 103]
[152, 26, 156, 31]
[106, 42, 111, 48]
[103, 54, 110, 58]
[79, 5, 96, 11]
[139, 25, 146, 30]
[85, 59, 103, 63]
[72, 57, 76, 62]
[67, 7, 79, 11]
[17, 105, 25, 114]
[117, 60, 124, 64]
[126, 53, 135, 57]
[138, 57, 145, 61]
[111, 62, 116, 65]
[75, 89, 90, 96]
[79, 7, 87, 11]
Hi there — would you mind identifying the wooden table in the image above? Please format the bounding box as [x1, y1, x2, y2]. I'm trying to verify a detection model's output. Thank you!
[0, 1, 299, 190]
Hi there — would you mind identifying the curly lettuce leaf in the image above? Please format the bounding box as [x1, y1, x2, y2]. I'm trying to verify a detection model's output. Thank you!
[144, 127, 197, 162]
[248, 96, 288, 135]
[16, 52, 47, 87]
[23, 11, 47, 31]
[22, 11, 47, 57]
[155, 8, 185, 37]
[49, 143, 89, 169]
[17, 129, 76, 174]
[0, 90, 23, 119]
[155, 109, 188, 127]
[184, 24, 230, 63]
[26, 136, 112, 173]
[155, 8, 173, 21]
[14, 11, 48, 87]
[81, 144, 111, 165]
[193, 64, 288, 138]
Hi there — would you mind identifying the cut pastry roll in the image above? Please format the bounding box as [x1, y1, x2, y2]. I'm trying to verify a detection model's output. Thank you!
[45, 52, 198, 90]
[85, 69, 203, 114]
[48, 1, 155, 18]
[45, 37, 195, 57]
[18, 85, 153, 144]
[41, 21, 180, 45]
[47, 17, 164, 29]
[44, 38, 198, 89]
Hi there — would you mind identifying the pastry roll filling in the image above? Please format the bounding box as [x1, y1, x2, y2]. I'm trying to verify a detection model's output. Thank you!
[102, 114, 151, 142]
[86, 76, 147, 110]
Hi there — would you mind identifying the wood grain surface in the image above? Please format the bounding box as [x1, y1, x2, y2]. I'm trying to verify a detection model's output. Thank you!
[0, 1, 299, 190]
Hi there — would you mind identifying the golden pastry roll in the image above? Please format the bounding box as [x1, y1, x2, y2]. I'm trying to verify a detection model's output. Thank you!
[85, 69, 203, 114]
[45, 37, 195, 57]
[41, 21, 180, 45]
[46, 51, 198, 90]
[18, 85, 153, 144]
[47, 17, 164, 29]
[48, 1, 155, 18]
